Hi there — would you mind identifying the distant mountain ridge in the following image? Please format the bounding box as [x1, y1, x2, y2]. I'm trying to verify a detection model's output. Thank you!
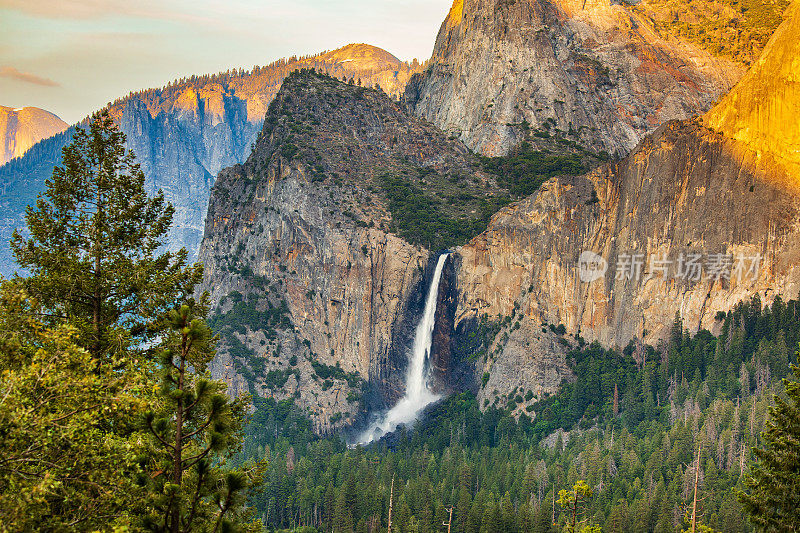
[0, 44, 421, 276]
[0, 106, 67, 165]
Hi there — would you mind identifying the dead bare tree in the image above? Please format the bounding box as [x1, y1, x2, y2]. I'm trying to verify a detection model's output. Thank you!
[443, 506, 453, 533]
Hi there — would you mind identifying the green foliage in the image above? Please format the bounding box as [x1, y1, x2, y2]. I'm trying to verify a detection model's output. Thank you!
[242, 397, 319, 454]
[234, 294, 800, 533]
[210, 295, 291, 338]
[140, 301, 264, 532]
[264, 368, 292, 389]
[208, 292, 292, 386]
[558, 480, 594, 533]
[0, 283, 152, 530]
[311, 359, 361, 388]
[479, 143, 587, 198]
[0, 114, 259, 531]
[456, 314, 503, 364]
[377, 140, 595, 251]
[681, 513, 723, 533]
[379, 139, 596, 251]
[738, 363, 800, 531]
[636, 0, 789, 65]
[380, 175, 498, 252]
[528, 295, 800, 438]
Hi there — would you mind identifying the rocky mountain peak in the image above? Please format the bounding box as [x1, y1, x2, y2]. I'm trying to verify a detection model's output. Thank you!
[316, 43, 404, 70]
[0, 106, 68, 165]
[408, 0, 747, 157]
[444, 0, 464, 29]
[198, 70, 502, 431]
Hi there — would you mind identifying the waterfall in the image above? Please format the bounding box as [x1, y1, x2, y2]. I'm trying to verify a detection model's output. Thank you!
[356, 253, 449, 445]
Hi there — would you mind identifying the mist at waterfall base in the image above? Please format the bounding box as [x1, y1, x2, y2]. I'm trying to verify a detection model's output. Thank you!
[355, 254, 450, 445]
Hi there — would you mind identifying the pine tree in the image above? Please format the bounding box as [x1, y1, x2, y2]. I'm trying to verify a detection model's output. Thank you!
[1, 110, 203, 529]
[557, 480, 593, 533]
[738, 363, 800, 531]
[10, 110, 200, 361]
[139, 300, 263, 532]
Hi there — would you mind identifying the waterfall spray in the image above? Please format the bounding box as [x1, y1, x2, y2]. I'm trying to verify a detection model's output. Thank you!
[357, 253, 450, 445]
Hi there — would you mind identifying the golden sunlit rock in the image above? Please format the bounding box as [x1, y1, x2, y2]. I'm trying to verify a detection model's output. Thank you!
[704, 0, 800, 187]
[0, 106, 68, 165]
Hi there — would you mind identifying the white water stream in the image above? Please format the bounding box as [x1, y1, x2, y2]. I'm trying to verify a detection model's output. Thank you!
[356, 253, 449, 445]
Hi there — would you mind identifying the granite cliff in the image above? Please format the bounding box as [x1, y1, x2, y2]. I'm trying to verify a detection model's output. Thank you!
[454, 0, 800, 411]
[405, 0, 748, 157]
[0, 106, 67, 165]
[0, 44, 419, 276]
[197, 71, 499, 432]
[704, 0, 800, 186]
[196, 2, 799, 425]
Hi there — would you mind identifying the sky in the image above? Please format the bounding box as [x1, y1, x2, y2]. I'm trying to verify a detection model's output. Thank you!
[0, 0, 452, 124]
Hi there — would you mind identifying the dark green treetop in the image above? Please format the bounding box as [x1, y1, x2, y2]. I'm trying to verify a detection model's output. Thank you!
[739, 362, 800, 531]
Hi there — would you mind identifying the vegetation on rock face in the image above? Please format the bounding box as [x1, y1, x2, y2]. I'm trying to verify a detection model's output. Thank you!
[380, 172, 510, 253]
[479, 139, 603, 199]
[636, 0, 789, 65]
[250, 70, 597, 253]
[0, 114, 260, 531]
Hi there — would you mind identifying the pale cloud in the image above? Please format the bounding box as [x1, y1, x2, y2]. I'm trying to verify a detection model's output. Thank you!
[0, 66, 60, 87]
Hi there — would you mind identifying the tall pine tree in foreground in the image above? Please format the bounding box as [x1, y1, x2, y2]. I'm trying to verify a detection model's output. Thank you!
[0, 111, 260, 531]
[739, 362, 800, 531]
[140, 299, 263, 533]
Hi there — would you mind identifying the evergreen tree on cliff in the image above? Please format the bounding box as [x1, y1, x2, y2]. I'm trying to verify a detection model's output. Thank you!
[739, 362, 800, 531]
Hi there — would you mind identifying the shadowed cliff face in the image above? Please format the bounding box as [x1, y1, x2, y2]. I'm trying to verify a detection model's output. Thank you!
[430, 254, 458, 393]
[406, 0, 744, 157]
[119, 94, 258, 255]
[198, 71, 488, 432]
[0, 44, 420, 277]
